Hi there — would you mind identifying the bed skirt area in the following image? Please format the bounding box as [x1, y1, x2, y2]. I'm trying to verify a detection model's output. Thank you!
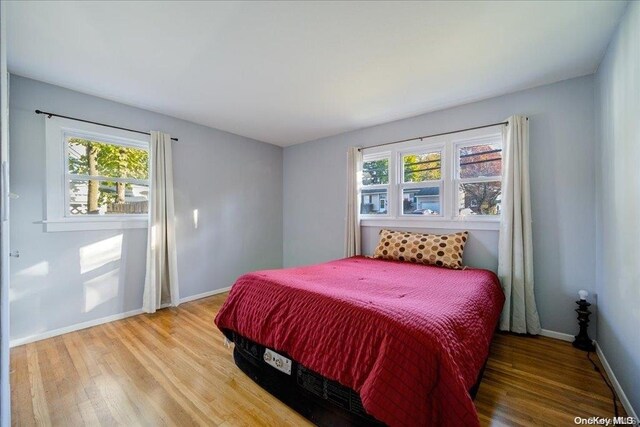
[230, 332, 487, 427]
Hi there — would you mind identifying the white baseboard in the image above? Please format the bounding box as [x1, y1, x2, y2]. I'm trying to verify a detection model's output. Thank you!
[10, 286, 233, 348]
[540, 328, 574, 342]
[595, 342, 638, 421]
[180, 286, 231, 303]
[9, 308, 144, 348]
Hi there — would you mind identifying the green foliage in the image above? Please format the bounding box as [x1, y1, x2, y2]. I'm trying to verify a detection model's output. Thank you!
[67, 138, 148, 206]
[362, 159, 389, 185]
[68, 138, 148, 178]
[403, 152, 441, 182]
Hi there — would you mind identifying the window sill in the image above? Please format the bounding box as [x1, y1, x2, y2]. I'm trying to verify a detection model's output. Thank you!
[43, 217, 148, 232]
[360, 217, 500, 231]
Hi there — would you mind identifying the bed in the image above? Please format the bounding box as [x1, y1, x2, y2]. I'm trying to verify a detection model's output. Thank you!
[215, 256, 504, 427]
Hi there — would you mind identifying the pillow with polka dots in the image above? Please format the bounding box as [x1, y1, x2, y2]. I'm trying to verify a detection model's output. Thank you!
[372, 229, 468, 269]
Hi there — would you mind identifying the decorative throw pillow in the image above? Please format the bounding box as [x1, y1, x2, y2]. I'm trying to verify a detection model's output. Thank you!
[372, 229, 468, 269]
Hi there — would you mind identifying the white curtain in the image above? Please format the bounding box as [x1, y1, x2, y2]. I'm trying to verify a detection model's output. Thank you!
[143, 131, 180, 313]
[498, 116, 541, 334]
[345, 147, 362, 257]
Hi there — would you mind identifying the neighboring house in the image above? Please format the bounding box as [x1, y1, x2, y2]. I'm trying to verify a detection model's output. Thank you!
[362, 187, 440, 215]
[404, 187, 439, 214]
[361, 188, 387, 214]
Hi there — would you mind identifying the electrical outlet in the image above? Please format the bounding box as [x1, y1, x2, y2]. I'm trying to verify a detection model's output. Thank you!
[263, 348, 292, 375]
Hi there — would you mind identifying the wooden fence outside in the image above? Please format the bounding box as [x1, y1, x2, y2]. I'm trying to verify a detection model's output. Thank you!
[107, 200, 148, 214]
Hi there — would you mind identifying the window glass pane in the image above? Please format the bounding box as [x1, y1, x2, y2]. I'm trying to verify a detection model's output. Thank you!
[360, 188, 388, 215]
[362, 158, 389, 185]
[459, 181, 501, 215]
[459, 143, 501, 179]
[67, 137, 149, 180]
[402, 187, 440, 215]
[69, 179, 149, 216]
[403, 152, 441, 183]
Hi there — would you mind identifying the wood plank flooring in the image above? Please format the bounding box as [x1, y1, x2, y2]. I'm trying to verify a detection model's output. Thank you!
[11, 293, 626, 426]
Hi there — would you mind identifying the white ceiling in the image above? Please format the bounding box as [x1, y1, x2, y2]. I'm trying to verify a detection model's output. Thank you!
[7, 1, 628, 146]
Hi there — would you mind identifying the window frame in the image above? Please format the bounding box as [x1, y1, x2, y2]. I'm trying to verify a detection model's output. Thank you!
[360, 125, 503, 231]
[398, 145, 445, 218]
[359, 151, 392, 218]
[453, 135, 503, 219]
[44, 117, 150, 232]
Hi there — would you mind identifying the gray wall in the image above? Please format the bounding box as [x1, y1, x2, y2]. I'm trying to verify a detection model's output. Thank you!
[284, 75, 597, 337]
[595, 2, 639, 414]
[9, 75, 283, 342]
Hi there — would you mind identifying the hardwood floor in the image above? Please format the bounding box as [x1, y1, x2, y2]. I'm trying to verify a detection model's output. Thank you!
[11, 293, 625, 426]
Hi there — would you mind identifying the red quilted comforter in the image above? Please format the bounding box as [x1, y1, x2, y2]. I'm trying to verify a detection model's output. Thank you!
[215, 256, 504, 426]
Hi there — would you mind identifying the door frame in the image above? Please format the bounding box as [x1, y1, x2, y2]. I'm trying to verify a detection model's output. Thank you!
[0, 0, 11, 424]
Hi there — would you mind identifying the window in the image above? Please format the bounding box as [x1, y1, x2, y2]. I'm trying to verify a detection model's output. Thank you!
[359, 126, 503, 230]
[456, 140, 502, 216]
[45, 117, 150, 231]
[67, 136, 149, 216]
[400, 150, 442, 216]
[360, 154, 389, 215]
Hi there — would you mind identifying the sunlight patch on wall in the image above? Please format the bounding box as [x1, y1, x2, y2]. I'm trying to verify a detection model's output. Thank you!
[83, 268, 120, 313]
[15, 261, 49, 278]
[11, 261, 50, 303]
[9, 281, 48, 303]
[193, 209, 199, 229]
[79, 234, 123, 274]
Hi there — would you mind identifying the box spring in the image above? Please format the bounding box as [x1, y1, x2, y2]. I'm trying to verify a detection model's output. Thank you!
[230, 332, 486, 426]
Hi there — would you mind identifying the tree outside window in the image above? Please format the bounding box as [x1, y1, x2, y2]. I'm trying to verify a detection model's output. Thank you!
[458, 144, 502, 215]
[67, 137, 149, 215]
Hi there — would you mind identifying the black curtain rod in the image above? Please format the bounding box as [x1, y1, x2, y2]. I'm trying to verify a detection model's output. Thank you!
[358, 120, 517, 152]
[35, 110, 179, 142]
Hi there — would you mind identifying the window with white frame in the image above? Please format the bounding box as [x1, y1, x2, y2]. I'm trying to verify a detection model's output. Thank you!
[359, 126, 503, 229]
[400, 148, 443, 216]
[66, 135, 149, 216]
[45, 117, 150, 231]
[360, 154, 389, 215]
[456, 138, 502, 216]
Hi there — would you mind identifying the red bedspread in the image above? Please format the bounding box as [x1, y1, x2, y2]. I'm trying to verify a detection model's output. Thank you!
[215, 256, 504, 426]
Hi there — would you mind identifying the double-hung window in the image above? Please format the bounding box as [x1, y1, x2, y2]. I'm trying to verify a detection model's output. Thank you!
[359, 125, 503, 230]
[455, 137, 502, 216]
[399, 148, 443, 216]
[45, 117, 150, 231]
[360, 153, 390, 215]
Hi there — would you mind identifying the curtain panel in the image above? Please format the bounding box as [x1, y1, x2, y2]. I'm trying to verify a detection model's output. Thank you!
[345, 147, 363, 257]
[498, 116, 541, 334]
[143, 131, 180, 313]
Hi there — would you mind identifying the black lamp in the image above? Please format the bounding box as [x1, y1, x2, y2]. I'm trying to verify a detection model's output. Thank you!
[572, 290, 595, 352]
